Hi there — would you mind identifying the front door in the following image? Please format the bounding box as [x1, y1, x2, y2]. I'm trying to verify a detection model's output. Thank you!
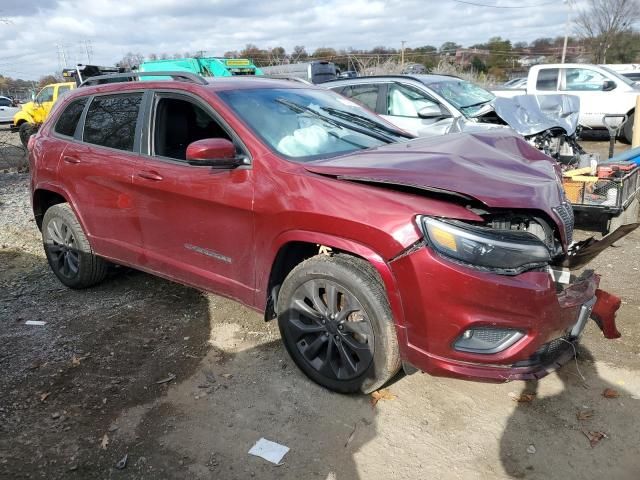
[560, 67, 615, 127]
[130, 92, 255, 303]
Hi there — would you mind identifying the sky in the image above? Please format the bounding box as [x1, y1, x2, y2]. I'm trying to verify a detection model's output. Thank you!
[0, 0, 582, 80]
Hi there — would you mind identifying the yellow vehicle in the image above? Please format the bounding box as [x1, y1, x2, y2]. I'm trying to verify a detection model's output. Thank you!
[13, 82, 75, 146]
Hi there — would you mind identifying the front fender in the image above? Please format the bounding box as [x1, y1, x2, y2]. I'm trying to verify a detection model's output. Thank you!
[13, 110, 35, 126]
[264, 230, 407, 333]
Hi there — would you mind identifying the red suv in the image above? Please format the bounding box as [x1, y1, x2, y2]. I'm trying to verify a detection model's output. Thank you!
[29, 73, 630, 393]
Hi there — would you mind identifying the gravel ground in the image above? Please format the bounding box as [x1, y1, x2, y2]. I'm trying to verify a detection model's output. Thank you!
[1, 130, 640, 479]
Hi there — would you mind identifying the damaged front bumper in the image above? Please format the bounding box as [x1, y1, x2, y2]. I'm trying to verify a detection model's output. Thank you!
[391, 245, 623, 383]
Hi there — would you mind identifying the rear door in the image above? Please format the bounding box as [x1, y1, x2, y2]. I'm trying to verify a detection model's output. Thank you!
[130, 91, 255, 303]
[560, 67, 619, 127]
[0, 97, 18, 123]
[57, 91, 146, 264]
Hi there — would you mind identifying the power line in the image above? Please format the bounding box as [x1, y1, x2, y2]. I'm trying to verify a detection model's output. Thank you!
[450, 0, 556, 8]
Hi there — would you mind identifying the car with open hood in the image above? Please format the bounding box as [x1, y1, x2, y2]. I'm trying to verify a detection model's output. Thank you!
[28, 73, 635, 394]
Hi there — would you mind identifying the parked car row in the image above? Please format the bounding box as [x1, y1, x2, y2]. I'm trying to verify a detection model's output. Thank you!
[27, 71, 635, 394]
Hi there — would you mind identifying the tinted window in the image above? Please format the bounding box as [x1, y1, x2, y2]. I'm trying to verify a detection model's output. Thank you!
[536, 68, 559, 91]
[387, 83, 439, 117]
[83, 94, 142, 151]
[340, 84, 380, 111]
[54, 98, 87, 137]
[0, 98, 11, 107]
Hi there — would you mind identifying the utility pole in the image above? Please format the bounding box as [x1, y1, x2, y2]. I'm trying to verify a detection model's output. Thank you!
[401, 40, 406, 67]
[561, 0, 573, 63]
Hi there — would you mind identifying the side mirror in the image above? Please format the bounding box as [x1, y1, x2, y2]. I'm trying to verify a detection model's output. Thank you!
[602, 80, 616, 91]
[186, 138, 246, 168]
[418, 104, 451, 119]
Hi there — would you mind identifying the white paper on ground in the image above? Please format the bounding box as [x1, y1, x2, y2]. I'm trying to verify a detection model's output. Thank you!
[25, 320, 47, 326]
[248, 437, 290, 465]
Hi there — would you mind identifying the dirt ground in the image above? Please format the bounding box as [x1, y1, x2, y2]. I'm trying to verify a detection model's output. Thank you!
[1, 128, 640, 479]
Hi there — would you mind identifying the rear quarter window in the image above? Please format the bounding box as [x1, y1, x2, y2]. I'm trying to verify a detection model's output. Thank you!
[83, 93, 143, 151]
[54, 98, 87, 137]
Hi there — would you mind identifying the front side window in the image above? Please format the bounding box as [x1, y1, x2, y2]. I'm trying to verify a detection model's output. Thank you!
[428, 80, 494, 116]
[54, 98, 87, 137]
[57, 85, 72, 99]
[153, 97, 232, 161]
[387, 83, 440, 117]
[219, 87, 407, 161]
[563, 68, 608, 91]
[36, 86, 54, 103]
[536, 68, 559, 91]
[83, 93, 142, 151]
[339, 84, 380, 111]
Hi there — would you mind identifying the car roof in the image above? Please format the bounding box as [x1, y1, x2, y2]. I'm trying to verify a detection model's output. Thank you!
[324, 74, 461, 87]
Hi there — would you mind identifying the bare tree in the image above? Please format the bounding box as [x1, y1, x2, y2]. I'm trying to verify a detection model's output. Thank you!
[575, 0, 640, 63]
[116, 52, 145, 69]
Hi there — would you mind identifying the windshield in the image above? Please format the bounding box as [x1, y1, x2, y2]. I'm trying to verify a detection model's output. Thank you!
[429, 80, 495, 116]
[600, 66, 638, 87]
[218, 87, 408, 161]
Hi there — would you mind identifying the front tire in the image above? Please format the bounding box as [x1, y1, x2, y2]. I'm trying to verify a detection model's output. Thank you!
[19, 122, 37, 148]
[277, 254, 401, 394]
[42, 204, 108, 289]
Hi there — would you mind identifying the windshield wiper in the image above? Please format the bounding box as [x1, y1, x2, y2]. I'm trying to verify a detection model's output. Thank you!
[274, 98, 394, 144]
[320, 106, 413, 140]
[460, 100, 493, 110]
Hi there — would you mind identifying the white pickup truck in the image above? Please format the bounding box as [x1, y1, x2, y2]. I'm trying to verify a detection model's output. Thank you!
[493, 64, 640, 143]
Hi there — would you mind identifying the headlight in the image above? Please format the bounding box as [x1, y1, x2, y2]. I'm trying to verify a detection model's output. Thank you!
[417, 216, 551, 274]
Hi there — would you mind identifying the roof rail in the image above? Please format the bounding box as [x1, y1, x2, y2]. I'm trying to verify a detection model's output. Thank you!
[79, 71, 208, 87]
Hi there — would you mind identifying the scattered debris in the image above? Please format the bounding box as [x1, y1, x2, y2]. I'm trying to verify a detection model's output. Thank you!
[370, 389, 397, 407]
[101, 434, 109, 450]
[527, 444, 536, 454]
[25, 320, 46, 326]
[71, 353, 90, 367]
[115, 454, 128, 470]
[582, 430, 608, 448]
[39, 392, 50, 403]
[155, 373, 176, 385]
[602, 388, 620, 399]
[51, 412, 60, 420]
[248, 438, 290, 465]
[576, 410, 594, 421]
[509, 392, 536, 403]
[344, 423, 358, 448]
[222, 373, 233, 379]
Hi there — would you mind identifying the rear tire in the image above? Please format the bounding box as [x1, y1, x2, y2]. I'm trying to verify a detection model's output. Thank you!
[622, 112, 634, 145]
[277, 254, 401, 394]
[42, 204, 108, 289]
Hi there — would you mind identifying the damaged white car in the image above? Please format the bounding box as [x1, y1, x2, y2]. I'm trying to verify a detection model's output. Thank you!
[326, 75, 585, 166]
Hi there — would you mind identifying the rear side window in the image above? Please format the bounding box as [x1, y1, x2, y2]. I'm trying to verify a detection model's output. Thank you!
[54, 98, 87, 137]
[340, 84, 380, 111]
[536, 69, 559, 91]
[0, 98, 12, 107]
[83, 94, 142, 151]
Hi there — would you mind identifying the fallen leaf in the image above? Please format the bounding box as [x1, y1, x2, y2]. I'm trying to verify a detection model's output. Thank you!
[222, 373, 233, 379]
[509, 392, 536, 403]
[582, 430, 607, 448]
[603, 388, 620, 399]
[101, 434, 109, 450]
[576, 410, 594, 421]
[71, 355, 81, 367]
[40, 392, 51, 403]
[370, 389, 397, 407]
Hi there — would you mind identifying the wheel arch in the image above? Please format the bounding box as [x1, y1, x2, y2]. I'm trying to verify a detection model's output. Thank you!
[262, 231, 406, 332]
[32, 186, 72, 230]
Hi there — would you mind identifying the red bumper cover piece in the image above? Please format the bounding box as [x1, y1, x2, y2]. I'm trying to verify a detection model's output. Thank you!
[591, 289, 622, 339]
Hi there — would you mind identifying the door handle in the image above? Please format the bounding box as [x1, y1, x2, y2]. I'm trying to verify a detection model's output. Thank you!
[63, 156, 81, 164]
[137, 171, 164, 181]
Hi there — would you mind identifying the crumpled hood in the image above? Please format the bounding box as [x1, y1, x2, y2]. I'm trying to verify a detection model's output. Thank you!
[304, 131, 565, 218]
[490, 94, 581, 136]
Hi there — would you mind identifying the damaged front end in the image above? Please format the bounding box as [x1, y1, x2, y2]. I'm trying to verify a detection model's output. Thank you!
[476, 95, 585, 167]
